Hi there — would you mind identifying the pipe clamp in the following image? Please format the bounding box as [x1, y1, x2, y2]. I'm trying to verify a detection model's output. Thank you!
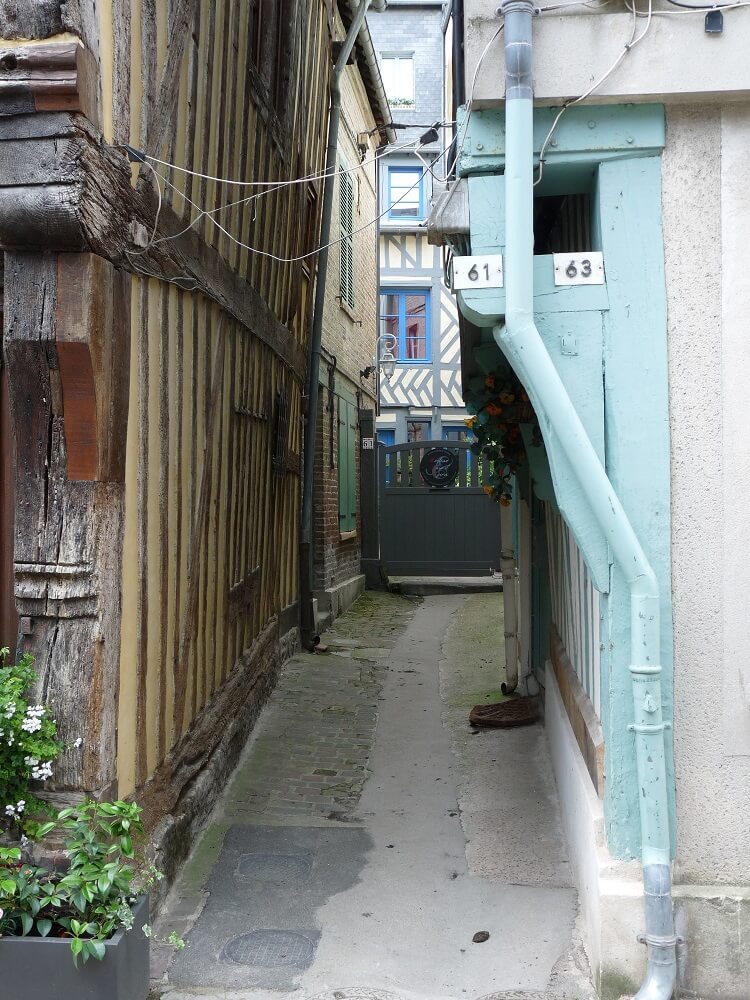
[628, 721, 672, 734]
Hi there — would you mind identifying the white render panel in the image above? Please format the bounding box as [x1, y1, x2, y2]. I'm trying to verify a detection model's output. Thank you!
[464, 5, 750, 106]
[664, 104, 750, 886]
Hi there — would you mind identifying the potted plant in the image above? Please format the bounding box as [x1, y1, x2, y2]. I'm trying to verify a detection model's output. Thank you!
[0, 650, 182, 998]
[0, 799, 169, 999]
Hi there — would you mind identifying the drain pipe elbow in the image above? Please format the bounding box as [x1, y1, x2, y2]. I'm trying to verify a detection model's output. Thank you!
[633, 865, 678, 1000]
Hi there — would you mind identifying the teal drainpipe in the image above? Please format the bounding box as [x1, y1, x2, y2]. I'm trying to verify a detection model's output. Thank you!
[496, 2, 677, 996]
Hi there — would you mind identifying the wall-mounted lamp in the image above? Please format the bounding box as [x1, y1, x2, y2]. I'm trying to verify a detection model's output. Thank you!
[360, 333, 397, 382]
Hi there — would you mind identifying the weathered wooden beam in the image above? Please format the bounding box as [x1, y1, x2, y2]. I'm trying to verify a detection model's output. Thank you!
[173, 318, 226, 736]
[0, 114, 307, 377]
[2, 251, 128, 794]
[0, 40, 98, 124]
[0, 1, 63, 38]
[140, 0, 200, 159]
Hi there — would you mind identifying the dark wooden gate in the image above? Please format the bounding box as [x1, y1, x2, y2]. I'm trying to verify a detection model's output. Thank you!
[378, 440, 501, 576]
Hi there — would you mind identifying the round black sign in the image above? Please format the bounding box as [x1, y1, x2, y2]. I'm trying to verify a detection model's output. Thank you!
[419, 447, 458, 488]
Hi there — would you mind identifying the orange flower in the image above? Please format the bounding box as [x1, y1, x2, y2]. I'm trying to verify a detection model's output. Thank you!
[464, 416, 477, 428]
[499, 391, 515, 405]
[485, 403, 503, 416]
[483, 485, 494, 496]
[485, 374, 496, 390]
[499, 494, 512, 507]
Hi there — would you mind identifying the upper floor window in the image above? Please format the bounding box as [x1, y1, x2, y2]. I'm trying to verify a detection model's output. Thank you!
[386, 166, 424, 222]
[380, 289, 430, 362]
[380, 52, 415, 109]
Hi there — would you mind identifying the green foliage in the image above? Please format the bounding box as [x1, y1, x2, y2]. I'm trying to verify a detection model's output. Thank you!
[0, 648, 62, 837]
[0, 800, 173, 965]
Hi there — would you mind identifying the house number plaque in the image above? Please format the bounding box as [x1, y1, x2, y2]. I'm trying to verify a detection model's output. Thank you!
[553, 252, 605, 286]
[452, 254, 504, 291]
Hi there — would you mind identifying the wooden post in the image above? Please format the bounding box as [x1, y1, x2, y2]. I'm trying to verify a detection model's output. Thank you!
[2, 250, 130, 799]
[358, 407, 385, 590]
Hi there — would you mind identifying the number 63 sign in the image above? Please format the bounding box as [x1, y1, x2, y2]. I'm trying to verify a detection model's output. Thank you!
[553, 252, 605, 286]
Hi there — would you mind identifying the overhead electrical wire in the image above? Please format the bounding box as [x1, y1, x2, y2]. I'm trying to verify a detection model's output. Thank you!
[534, 0, 654, 186]
[126, 137, 451, 275]
[447, 23, 505, 177]
[124, 134, 418, 189]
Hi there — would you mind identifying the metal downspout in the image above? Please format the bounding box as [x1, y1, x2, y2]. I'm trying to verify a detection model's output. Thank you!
[496, 3, 677, 996]
[500, 503, 519, 693]
[300, 0, 377, 649]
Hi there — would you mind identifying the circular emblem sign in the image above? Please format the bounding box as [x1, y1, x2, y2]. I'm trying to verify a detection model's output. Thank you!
[419, 447, 458, 488]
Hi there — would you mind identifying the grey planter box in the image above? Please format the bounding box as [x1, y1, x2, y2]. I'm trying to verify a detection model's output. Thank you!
[0, 894, 149, 1000]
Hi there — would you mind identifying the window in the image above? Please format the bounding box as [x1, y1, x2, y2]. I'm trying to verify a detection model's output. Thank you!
[377, 429, 395, 446]
[380, 53, 415, 109]
[407, 420, 430, 443]
[380, 289, 430, 362]
[443, 425, 474, 443]
[386, 166, 424, 222]
[339, 165, 355, 309]
[338, 398, 357, 533]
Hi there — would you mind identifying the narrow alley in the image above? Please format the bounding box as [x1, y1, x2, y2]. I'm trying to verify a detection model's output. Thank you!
[152, 592, 595, 1000]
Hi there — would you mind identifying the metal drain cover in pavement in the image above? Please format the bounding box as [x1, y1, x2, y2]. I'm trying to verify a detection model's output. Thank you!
[309, 991, 403, 999]
[223, 929, 315, 968]
[236, 852, 312, 884]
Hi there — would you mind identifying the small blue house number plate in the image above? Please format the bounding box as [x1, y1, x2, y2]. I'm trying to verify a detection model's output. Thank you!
[452, 254, 504, 291]
[553, 252, 605, 286]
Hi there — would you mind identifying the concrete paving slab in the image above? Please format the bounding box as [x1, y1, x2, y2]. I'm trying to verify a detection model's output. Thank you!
[169, 825, 371, 992]
[154, 592, 593, 1000]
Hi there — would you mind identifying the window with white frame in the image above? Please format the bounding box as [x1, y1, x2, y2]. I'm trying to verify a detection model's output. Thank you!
[380, 52, 415, 109]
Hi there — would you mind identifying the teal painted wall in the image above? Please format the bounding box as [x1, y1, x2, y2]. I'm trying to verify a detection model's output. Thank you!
[455, 105, 674, 860]
[596, 156, 675, 858]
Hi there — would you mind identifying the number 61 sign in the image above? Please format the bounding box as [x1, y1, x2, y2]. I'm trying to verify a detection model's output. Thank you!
[452, 254, 504, 291]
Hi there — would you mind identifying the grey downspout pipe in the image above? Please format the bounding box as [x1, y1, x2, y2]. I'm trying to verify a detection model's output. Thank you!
[300, 0, 383, 649]
[497, 3, 677, 997]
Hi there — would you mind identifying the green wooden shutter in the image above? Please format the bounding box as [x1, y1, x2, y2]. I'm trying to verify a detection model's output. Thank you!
[339, 167, 354, 310]
[338, 399, 357, 532]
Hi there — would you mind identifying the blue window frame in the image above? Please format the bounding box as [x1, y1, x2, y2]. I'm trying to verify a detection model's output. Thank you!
[377, 428, 395, 446]
[386, 166, 424, 222]
[443, 425, 474, 443]
[379, 289, 431, 362]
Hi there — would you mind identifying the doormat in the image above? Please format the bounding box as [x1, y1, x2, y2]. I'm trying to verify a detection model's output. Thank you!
[469, 696, 539, 728]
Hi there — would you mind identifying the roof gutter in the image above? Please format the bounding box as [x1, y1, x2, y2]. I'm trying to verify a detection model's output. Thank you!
[341, 0, 396, 146]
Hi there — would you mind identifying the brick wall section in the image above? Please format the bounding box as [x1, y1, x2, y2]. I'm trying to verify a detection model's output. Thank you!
[315, 26, 380, 593]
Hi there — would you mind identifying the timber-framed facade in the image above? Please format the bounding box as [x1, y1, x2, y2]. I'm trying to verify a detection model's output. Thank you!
[0, 0, 386, 877]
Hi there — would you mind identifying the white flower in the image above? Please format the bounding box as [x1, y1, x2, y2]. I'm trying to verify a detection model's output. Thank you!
[16, 801, 25, 812]
[73, 737, 83, 749]
[24, 756, 39, 767]
[4, 804, 16, 817]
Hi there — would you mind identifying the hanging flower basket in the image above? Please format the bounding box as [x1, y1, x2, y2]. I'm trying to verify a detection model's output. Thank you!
[464, 369, 542, 505]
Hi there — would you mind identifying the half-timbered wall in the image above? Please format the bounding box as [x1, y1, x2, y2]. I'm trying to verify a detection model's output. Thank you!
[0, 0, 332, 853]
[108, 0, 329, 800]
[377, 232, 464, 438]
